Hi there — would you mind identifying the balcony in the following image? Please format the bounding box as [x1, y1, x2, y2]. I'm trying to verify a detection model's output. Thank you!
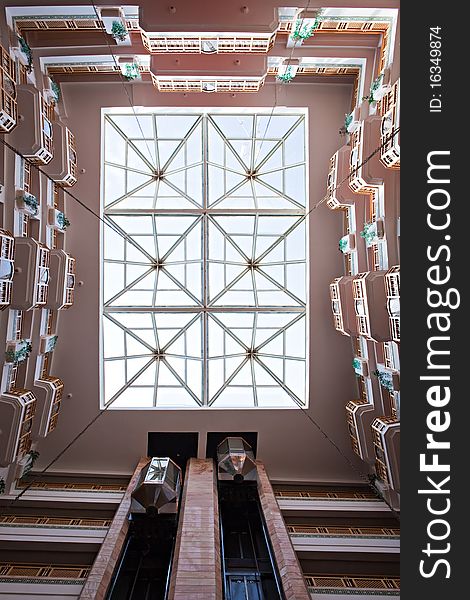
[139, 1, 278, 53]
[385, 265, 400, 342]
[0, 45, 17, 133]
[378, 79, 400, 169]
[353, 271, 391, 342]
[11, 238, 50, 310]
[43, 122, 78, 186]
[32, 376, 64, 438]
[372, 417, 400, 492]
[346, 399, 382, 464]
[0, 229, 15, 309]
[142, 32, 277, 54]
[305, 575, 399, 597]
[9, 85, 53, 164]
[329, 276, 357, 337]
[46, 250, 76, 310]
[327, 147, 367, 210]
[0, 388, 36, 467]
[348, 117, 384, 194]
[150, 53, 267, 93]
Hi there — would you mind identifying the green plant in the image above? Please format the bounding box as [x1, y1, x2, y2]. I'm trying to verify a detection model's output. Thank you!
[5, 340, 32, 363]
[352, 358, 362, 376]
[22, 450, 40, 477]
[276, 65, 295, 83]
[0, 478, 5, 495]
[373, 369, 393, 393]
[46, 335, 58, 353]
[339, 237, 348, 253]
[290, 9, 323, 41]
[360, 222, 376, 245]
[123, 62, 140, 81]
[57, 212, 70, 230]
[51, 80, 61, 103]
[20, 193, 39, 216]
[362, 74, 384, 105]
[18, 36, 33, 72]
[111, 20, 128, 41]
[344, 113, 353, 130]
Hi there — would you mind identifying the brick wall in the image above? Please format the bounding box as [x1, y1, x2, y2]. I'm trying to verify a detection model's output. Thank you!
[79, 457, 149, 600]
[168, 458, 223, 600]
[256, 460, 310, 600]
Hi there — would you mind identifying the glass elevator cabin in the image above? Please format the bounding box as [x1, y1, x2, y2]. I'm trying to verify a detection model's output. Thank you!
[217, 437, 284, 600]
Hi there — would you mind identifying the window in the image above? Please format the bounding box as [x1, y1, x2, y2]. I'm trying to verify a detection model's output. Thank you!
[101, 108, 308, 408]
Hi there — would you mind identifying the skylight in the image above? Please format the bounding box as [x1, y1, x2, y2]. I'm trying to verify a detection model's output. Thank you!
[101, 108, 308, 409]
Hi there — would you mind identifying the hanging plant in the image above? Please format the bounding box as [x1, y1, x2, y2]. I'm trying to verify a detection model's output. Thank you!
[5, 340, 32, 363]
[111, 20, 128, 41]
[0, 478, 5, 495]
[22, 450, 40, 477]
[18, 192, 39, 216]
[362, 74, 384, 105]
[339, 237, 348, 253]
[51, 80, 61, 103]
[57, 212, 70, 230]
[276, 65, 295, 83]
[123, 62, 140, 81]
[344, 113, 353, 130]
[18, 36, 33, 73]
[45, 335, 58, 353]
[352, 358, 362, 376]
[360, 222, 377, 246]
[373, 369, 394, 393]
[290, 9, 323, 41]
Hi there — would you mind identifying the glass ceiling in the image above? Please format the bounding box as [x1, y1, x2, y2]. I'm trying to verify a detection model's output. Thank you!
[101, 108, 308, 409]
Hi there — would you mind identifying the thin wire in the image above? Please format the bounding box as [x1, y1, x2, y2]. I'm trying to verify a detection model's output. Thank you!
[88, 1, 157, 170]
[2, 128, 400, 508]
[253, 0, 313, 167]
[0, 137, 138, 248]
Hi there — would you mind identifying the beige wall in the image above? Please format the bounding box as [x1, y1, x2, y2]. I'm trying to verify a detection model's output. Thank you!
[30, 76, 365, 483]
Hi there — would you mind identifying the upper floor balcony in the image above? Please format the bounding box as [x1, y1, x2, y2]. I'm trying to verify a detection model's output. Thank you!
[0, 45, 17, 133]
[329, 276, 356, 337]
[327, 147, 358, 211]
[0, 229, 15, 309]
[139, 1, 279, 53]
[150, 53, 267, 93]
[46, 250, 76, 310]
[353, 271, 391, 342]
[9, 85, 53, 165]
[372, 417, 400, 493]
[44, 122, 78, 187]
[0, 388, 35, 467]
[32, 375, 64, 438]
[385, 265, 400, 342]
[348, 117, 384, 195]
[378, 78, 400, 169]
[11, 238, 50, 310]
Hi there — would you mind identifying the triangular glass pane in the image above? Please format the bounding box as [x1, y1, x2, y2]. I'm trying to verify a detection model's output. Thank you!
[228, 139, 252, 169]
[109, 114, 154, 139]
[126, 357, 154, 380]
[284, 121, 305, 165]
[211, 115, 254, 139]
[157, 361, 182, 386]
[104, 359, 126, 402]
[104, 164, 126, 205]
[103, 317, 125, 358]
[157, 140, 180, 168]
[253, 140, 279, 169]
[255, 114, 301, 139]
[155, 115, 199, 139]
[127, 145, 153, 173]
[105, 123, 126, 165]
[132, 139, 157, 167]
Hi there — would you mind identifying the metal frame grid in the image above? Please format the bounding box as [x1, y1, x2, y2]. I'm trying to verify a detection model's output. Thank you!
[101, 109, 308, 409]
